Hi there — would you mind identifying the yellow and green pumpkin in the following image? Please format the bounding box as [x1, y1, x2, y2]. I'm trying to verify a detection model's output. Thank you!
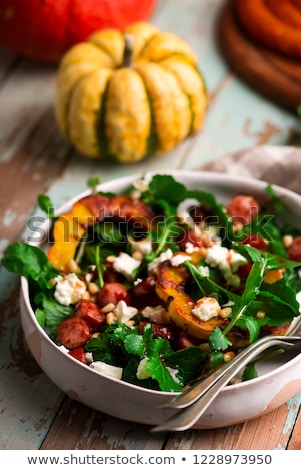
[55, 21, 208, 163]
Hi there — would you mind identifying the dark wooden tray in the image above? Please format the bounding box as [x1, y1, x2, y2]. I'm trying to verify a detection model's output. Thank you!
[218, 0, 301, 112]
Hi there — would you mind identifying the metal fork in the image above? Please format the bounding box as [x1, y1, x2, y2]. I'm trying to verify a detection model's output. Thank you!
[151, 334, 301, 432]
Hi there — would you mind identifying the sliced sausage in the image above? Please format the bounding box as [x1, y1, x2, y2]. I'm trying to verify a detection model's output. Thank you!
[74, 299, 105, 331]
[68, 347, 87, 364]
[96, 282, 131, 308]
[287, 235, 301, 262]
[226, 195, 260, 225]
[57, 317, 91, 349]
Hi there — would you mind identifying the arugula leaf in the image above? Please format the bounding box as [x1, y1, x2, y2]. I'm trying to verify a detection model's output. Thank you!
[165, 347, 206, 384]
[85, 324, 133, 366]
[242, 362, 258, 381]
[87, 176, 100, 193]
[145, 174, 188, 205]
[146, 357, 182, 392]
[209, 350, 225, 369]
[236, 316, 261, 343]
[185, 261, 241, 308]
[265, 183, 285, 213]
[234, 244, 301, 271]
[37, 194, 55, 218]
[35, 294, 73, 337]
[209, 327, 232, 351]
[2, 242, 58, 290]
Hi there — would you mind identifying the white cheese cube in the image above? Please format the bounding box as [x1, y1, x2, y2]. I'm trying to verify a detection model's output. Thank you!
[147, 248, 173, 274]
[114, 300, 138, 323]
[54, 273, 86, 306]
[136, 357, 152, 380]
[192, 297, 221, 321]
[90, 361, 123, 379]
[113, 252, 141, 280]
[229, 249, 248, 272]
[141, 305, 169, 324]
[198, 265, 210, 277]
[171, 253, 192, 266]
[129, 237, 152, 256]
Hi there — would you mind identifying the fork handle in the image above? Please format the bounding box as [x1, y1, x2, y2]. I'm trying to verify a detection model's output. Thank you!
[152, 336, 290, 432]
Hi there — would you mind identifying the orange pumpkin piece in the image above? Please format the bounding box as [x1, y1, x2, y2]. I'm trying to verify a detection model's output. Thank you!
[48, 193, 155, 271]
[155, 261, 227, 340]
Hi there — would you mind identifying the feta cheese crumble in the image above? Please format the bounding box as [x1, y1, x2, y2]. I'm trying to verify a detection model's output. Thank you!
[54, 273, 86, 306]
[185, 242, 200, 254]
[113, 252, 141, 280]
[147, 248, 173, 274]
[129, 237, 152, 256]
[192, 297, 221, 321]
[90, 361, 123, 379]
[205, 244, 247, 288]
[141, 305, 169, 323]
[114, 300, 138, 323]
[171, 253, 192, 266]
[136, 357, 151, 380]
[198, 265, 210, 277]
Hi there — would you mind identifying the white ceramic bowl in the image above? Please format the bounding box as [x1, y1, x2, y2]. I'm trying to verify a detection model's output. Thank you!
[20, 170, 301, 429]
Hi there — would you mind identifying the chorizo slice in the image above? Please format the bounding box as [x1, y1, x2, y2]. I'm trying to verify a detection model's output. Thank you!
[226, 194, 260, 225]
[96, 282, 131, 308]
[74, 299, 106, 330]
[68, 347, 87, 364]
[57, 317, 91, 349]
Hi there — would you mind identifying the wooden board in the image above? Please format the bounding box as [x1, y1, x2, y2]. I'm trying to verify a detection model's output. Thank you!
[218, 0, 301, 112]
[1, 0, 301, 451]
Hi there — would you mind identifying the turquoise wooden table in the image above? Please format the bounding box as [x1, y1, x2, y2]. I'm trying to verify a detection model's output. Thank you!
[1, 0, 301, 450]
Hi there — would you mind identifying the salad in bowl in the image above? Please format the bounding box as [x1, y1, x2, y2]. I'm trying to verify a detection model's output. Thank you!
[3, 171, 301, 427]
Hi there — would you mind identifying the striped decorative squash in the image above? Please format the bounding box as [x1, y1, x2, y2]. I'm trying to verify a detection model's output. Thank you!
[55, 22, 208, 163]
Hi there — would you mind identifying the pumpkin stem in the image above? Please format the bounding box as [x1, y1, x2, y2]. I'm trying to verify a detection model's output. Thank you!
[122, 34, 134, 67]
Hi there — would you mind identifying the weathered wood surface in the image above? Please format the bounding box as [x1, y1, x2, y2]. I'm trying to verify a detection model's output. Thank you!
[1, 0, 301, 451]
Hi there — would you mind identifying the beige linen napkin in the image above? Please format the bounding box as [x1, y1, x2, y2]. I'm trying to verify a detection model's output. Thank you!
[199, 145, 301, 195]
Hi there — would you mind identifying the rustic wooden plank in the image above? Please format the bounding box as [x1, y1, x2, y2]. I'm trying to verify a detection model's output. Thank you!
[1, 0, 301, 451]
[0, 108, 71, 254]
[165, 396, 301, 450]
[0, 273, 65, 450]
[287, 396, 301, 450]
[41, 398, 164, 450]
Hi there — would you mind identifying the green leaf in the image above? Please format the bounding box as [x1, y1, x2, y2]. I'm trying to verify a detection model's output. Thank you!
[87, 176, 100, 193]
[209, 350, 225, 369]
[165, 347, 206, 384]
[209, 327, 232, 351]
[35, 308, 46, 329]
[147, 175, 188, 205]
[145, 356, 182, 392]
[36, 295, 73, 338]
[242, 260, 266, 304]
[242, 363, 258, 381]
[146, 336, 173, 358]
[37, 194, 55, 218]
[185, 261, 241, 308]
[236, 316, 260, 343]
[1, 242, 58, 290]
[124, 334, 145, 356]
[265, 183, 285, 213]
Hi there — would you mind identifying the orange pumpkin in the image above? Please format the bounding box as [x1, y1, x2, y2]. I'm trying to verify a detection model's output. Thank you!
[0, 0, 157, 62]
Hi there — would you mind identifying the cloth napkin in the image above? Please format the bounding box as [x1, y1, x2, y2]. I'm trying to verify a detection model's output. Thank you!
[199, 145, 301, 195]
